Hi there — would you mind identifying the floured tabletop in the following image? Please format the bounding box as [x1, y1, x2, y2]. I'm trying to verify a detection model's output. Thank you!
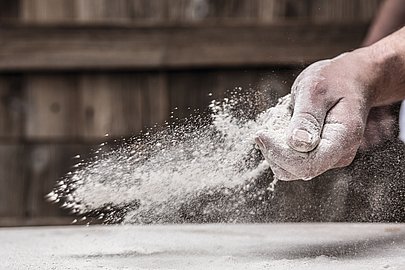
[1, 223, 405, 270]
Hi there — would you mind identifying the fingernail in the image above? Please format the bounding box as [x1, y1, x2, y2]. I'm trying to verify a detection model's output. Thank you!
[292, 128, 313, 144]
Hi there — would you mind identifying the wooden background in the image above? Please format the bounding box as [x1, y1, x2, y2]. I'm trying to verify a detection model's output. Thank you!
[0, 0, 381, 226]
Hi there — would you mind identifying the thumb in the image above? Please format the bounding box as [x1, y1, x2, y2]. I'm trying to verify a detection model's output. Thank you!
[287, 59, 336, 153]
[288, 87, 333, 153]
[287, 111, 324, 152]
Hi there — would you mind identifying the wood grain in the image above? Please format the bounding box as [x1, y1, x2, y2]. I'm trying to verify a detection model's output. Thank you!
[0, 144, 25, 217]
[168, 71, 217, 119]
[310, 0, 381, 23]
[168, 69, 296, 120]
[79, 73, 167, 139]
[0, 24, 367, 71]
[17, 0, 381, 24]
[24, 144, 93, 218]
[140, 72, 169, 128]
[0, 76, 23, 139]
[24, 75, 79, 140]
[21, 0, 75, 22]
[128, 0, 168, 22]
[214, 68, 296, 115]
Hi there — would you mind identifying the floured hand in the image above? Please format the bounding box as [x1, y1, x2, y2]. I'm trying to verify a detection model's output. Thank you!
[255, 51, 375, 181]
[255, 27, 405, 181]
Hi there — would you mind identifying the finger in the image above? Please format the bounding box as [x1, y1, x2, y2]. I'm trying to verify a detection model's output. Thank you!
[255, 130, 305, 163]
[308, 100, 365, 176]
[267, 160, 300, 181]
[255, 130, 309, 179]
[255, 131, 301, 180]
[288, 62, 337, 153]
[256, 99, 365, 180]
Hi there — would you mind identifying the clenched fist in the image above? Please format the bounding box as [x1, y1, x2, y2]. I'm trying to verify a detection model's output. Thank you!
[255, 27, 405, 181]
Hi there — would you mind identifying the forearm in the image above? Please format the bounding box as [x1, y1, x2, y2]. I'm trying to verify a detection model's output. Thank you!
[362, 26, 405, 106]
[363, 0, 405, 46]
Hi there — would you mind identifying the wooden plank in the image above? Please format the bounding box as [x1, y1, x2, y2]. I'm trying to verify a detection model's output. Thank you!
[257, 0, 284, 23]
[214, 69, 297, 116]
[128, 0, 168, 22]
[79, 74, 119, 139]
[140, 72, 169, 128]
[214, 0, 259, 20]
[23, 73, 168, 141]
[0, 75, 23, 139]
[74, 0, 132, 23]
[167, 69, 296, 120]
[282, 0, 309, 19]
[258, 0, 313, 22]
[21, 0, 75, 22]
[168, 71, 217, 119]
[79, 73, 166, 139]
[0, 144, 25, 217]
[0, 24, 367, 71]
[101, 0, 132, 22]
[167, 0, 205, 22]
[21, 0, 167, 23]
[215, 70, 259, 94]
[16, 0, 382, 24]
[24, 75, 79, 140]
[309, 0, 380, 23]
[170, 0, 259, 21]
[22, 0, 167, 23]
[19, 0, 260, 23]
[79, 74, 140, 139]
[24, 144, 93, 218]
[73, 0, 105, 22]
[17, 0, 312, 24]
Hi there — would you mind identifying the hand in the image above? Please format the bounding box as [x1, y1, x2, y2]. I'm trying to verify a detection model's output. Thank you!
[255, 27, 405, 181]
[255, 50, 377, 181]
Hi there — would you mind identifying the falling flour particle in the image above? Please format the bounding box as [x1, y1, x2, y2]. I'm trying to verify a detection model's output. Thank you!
[49, 91, 292, 224]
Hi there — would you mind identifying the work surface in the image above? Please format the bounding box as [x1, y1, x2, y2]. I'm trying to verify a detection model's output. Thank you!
[2, 223, 405, 270]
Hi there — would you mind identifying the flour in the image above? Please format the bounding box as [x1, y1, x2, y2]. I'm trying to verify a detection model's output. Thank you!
[2, 223, 405, 269]
[255, 94, 292, 152]
[48, 90, 292, 224]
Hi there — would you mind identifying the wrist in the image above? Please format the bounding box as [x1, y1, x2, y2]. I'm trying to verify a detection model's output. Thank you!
[361, 29, 405, 106]
[343, 47, 385, 108]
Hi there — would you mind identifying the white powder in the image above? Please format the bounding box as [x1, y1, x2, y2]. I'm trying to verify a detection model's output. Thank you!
[2, 223, 405, 269]
[48, 90, 292, 224]
[256, 94, 292, 151]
